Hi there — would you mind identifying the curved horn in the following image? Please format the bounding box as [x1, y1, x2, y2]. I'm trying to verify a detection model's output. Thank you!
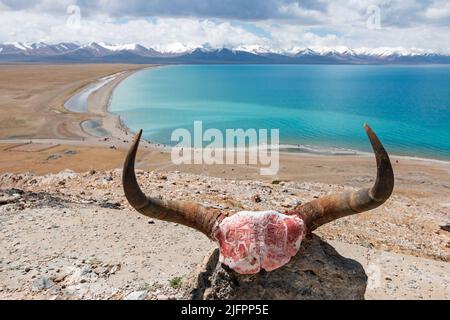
[295, 124, 394, 232]
[122, 130, 223, 238]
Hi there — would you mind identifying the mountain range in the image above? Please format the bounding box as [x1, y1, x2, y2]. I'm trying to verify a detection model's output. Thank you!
[1, 42, 450, 64]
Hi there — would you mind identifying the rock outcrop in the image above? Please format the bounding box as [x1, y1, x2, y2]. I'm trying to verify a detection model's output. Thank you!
[183, 235, 368, 300]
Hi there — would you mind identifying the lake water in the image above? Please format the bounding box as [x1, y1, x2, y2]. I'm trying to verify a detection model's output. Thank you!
[109, 65, 450, 161]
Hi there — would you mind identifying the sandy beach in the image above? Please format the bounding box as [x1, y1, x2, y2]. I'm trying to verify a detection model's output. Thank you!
[0, 64, 449, 299]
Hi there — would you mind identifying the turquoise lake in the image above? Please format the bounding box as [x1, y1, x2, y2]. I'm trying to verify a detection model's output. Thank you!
[109, 65, 450, 160]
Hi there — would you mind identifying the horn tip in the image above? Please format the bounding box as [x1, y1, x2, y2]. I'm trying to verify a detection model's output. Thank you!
[363, 123, 378, 142]
[135, 129, 143, 142]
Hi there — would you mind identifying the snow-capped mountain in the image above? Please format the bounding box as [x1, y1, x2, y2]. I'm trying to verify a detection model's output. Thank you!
[0, 41, 449, 64]
[97, 43, 162, 57]
[0, 42, 81, 56]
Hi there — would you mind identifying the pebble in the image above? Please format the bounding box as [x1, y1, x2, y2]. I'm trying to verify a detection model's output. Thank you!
[47, 154, 62, 161]
[31, 277, 55, 292]
[109, 265, 120, 274]
[439, 223, 450, 232]
[125, 291, 148, 300]
[252, 194, 262, 203]
[0, 194, 22, 205]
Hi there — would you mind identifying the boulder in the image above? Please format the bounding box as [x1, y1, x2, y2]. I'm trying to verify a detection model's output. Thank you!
[182, 235, 367, 300]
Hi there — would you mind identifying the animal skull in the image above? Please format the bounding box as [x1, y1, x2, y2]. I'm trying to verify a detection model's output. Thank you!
[122, 124, 394, 274]
[213, 211, 306, 274]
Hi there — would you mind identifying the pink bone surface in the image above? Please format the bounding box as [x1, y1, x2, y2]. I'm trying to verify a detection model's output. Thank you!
[213, 211, 306, 274]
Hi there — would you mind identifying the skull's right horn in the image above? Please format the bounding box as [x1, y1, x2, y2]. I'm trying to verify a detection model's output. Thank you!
[293, 124, 395, 232]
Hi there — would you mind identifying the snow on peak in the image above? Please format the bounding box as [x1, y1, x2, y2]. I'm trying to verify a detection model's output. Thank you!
[5, 42, 33, 51]
[98, 43, 141, 51]
[0, 41, 448, 58]
[235, 44, 274, 55]
[351, 47, 436, 57]
[299, 46, 355, 56]
[289, 46, 443, 57]
[155, 42, 196, 54]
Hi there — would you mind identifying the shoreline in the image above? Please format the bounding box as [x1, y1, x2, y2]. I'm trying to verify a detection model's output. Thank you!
[81, 64, 167, 151]
[1, 62, 450, 167]
[0, 64, 449, 185]
[87, 65, 450, 166]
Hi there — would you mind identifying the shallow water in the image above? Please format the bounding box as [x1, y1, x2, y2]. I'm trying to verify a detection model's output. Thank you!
[110, 65, 450, 160]
[81, 119, 110, 137]
[65, 74, 119, 113]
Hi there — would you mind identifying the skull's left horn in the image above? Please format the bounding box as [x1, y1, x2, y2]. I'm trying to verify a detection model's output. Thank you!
[122, 130, 223, 238]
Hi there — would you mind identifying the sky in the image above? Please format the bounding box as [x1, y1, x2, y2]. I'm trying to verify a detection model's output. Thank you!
[0, 0, 449, 53]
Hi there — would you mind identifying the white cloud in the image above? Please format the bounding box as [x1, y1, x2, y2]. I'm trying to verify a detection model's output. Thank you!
[0, 0, 449, 53]
[0, 10, 269, 52]
[424, 0, 450, 21]
[277, 2, 326, 24]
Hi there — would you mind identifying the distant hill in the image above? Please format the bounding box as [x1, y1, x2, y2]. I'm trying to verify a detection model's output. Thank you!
[1, 42, 450, 64]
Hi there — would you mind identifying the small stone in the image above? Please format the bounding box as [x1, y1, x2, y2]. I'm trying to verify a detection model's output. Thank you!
[109, 265, 120, 274]
[0, 195, 22, 205]
[100, 202, 121, 209]
[47, 154, 62, 161]
[252, 194, 262, 203]
[439, 223, 450, 232]
[125, 291, 148, 300]
[148, 220, 155, 225]
[32, 277, 55, 292]
[6, 188, 24, 195]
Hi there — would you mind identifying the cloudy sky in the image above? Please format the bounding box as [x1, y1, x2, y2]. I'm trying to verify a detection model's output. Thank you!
[0, 0, 449, 52]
